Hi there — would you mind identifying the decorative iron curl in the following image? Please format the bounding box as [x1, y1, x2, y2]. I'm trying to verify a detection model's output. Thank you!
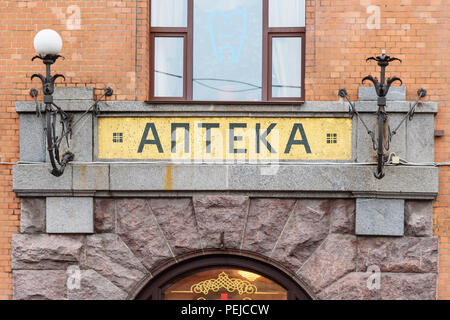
[30, 54, 113, 177]
[339, 51, 426, 180]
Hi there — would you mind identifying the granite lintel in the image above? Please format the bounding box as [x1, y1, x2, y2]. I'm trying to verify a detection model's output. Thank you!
[13, 163, 439, 199]
[16, 100, 438, 114]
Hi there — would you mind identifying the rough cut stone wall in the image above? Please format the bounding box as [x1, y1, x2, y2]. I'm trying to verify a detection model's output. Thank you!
[12, 196, 437, 300]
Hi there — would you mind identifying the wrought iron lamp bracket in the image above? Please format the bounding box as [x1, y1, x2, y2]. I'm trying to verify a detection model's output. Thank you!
[339, 52, 426, 179]
[30, 54, 113, 177]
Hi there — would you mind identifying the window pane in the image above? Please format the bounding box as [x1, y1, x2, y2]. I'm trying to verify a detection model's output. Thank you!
[151, 0, 187, 27]
[269, 0, 305, 27]
[272, 37, 302, 98]
[193, 0, 262, 101]
[154, 37, 184, 97]
[164, 269, 287, 300]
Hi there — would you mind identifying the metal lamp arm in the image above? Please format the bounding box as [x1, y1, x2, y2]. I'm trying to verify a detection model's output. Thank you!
[338, 89, 377, 150]
[52, 89, 114, 147]
[389, 88, 427, 138]
[30, 54, 113, 177]
[339, 87, 426, 180]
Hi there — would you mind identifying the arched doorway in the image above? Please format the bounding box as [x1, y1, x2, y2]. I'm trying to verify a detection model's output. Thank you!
[134, 253, 312, 300]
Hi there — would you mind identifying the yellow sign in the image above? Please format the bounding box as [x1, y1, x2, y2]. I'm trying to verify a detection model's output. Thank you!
[98, 117, 352, 160]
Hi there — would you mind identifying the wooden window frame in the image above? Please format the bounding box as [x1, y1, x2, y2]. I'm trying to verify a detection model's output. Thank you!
[267, 33, 306, 102]
[150, 33, 188, 101]
[148, 0, 306, 104]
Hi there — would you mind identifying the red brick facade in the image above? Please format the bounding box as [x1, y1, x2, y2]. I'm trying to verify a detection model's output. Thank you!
[0, 0, 448, 299]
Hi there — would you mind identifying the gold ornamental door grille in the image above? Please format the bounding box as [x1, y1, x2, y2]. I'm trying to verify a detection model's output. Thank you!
[164, 269, 287, 300]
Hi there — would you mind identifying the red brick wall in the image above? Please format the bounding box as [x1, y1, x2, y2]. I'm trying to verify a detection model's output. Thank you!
[0, 0, 448, 299]
[0, 0, 149, 300]
[304, 0, 449, 298]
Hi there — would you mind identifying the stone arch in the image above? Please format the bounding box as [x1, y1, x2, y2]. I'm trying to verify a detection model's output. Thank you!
[106, 196, 358, 299]
[129, 250, 315, 300]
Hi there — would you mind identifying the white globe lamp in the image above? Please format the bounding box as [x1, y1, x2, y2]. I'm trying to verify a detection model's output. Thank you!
[33, 29, 63, 57]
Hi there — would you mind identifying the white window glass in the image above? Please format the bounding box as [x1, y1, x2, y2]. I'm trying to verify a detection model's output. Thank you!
[272, 37, 302, 98]
[269, 0, 305, 27]
[154, 37, 184, 97]
[193, 0, 263, 101]
[151, 0, 187, 27]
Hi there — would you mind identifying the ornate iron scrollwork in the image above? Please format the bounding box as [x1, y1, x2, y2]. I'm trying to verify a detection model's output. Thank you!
[30, 54, 113, 177]
[339, 51, 426, 179]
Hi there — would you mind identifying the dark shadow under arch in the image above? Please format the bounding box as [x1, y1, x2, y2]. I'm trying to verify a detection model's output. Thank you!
[133, 251, 313, 300]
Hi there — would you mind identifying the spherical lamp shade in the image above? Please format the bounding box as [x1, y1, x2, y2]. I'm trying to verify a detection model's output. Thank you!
[33, 29, 63, 57]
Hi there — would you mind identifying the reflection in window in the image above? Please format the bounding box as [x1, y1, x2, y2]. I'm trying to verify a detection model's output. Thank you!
[164, 269, 287, 300]
[151, 0, 187, 27]
[193, 0, 263, 101]
[149, 0, 306, 102]
[269, 0, 306, 27]
[272, 37, 302, 98]
[154, 37, 184, 97]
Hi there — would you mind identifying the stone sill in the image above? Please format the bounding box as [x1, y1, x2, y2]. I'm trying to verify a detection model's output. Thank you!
[16, 100, 438, 115]
[13, 163, 438, 199]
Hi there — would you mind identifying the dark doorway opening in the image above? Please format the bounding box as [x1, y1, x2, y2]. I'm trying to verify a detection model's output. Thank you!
[135, 253, 312, 300]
